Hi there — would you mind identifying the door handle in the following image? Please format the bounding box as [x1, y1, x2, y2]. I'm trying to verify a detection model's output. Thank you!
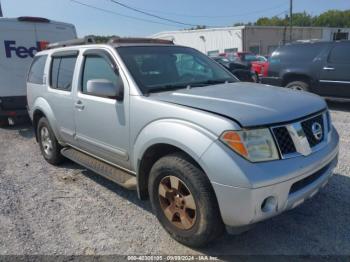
[323, 67, 335, 71]
[75, 100, 85, 110]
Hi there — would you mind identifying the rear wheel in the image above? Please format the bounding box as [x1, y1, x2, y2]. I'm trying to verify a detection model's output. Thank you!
[37, 117, 63, 165]
[148, 153, 224, 247]
[286, 80, 309, 91]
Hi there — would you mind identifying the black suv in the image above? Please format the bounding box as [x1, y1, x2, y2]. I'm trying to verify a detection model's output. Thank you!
[262, 41, 350, 99]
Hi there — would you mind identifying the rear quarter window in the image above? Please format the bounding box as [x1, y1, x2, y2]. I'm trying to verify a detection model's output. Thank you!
[271, 43, 326, 64]
[27, 55, 48, 85]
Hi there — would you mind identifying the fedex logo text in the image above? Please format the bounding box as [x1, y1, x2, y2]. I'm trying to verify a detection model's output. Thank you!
[4, 41, 48, 58]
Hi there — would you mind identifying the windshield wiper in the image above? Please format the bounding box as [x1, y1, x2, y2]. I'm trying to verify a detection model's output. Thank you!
[145, 79, 235, 95]
[146, 84, 188, 95]
[188, 79, 235, 87]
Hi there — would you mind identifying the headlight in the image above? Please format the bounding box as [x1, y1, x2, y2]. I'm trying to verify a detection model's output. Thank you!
[220, 129, 279, 162]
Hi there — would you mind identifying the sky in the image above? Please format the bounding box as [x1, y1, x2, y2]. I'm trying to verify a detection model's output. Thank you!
[1, 0, 349, 37]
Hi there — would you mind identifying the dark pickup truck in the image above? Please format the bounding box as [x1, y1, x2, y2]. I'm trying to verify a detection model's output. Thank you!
[262, 41, 350, 99]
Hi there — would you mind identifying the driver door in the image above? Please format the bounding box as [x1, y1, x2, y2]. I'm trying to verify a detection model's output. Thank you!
[74, 49, 130, 168]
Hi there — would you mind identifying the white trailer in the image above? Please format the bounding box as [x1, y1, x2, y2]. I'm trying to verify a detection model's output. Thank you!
[0, 16, 76, 125]
[152, 27, 244, 57]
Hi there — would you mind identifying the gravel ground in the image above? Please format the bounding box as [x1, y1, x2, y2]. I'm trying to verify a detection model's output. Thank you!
[0, 102, 349, 256]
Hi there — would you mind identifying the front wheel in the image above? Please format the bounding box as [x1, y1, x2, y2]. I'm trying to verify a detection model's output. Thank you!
[37, 117, 63, 165]
[148, 153, 224, 247]
[286, 81, 309, 91]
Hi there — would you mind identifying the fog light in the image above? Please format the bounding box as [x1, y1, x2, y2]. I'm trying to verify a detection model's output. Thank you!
[261, 196, 277, 213]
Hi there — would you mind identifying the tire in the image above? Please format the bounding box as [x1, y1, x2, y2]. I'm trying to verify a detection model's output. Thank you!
[37, 117, 63, 165]
[285, 80, 310, 91]
[148, 152, 225, 247]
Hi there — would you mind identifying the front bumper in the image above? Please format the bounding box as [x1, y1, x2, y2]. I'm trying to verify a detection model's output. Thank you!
[200, 128, 339, 227]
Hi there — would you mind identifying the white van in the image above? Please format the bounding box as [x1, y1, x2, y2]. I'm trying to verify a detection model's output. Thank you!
[0, 16, 77, 125]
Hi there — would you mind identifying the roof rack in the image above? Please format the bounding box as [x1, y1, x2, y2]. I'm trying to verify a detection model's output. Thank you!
[45, 36, 173, 50]
[18, 16, 50, 23]
[46, 36, 96, 50]
[292, 39, 323, 43]
[108, 37, 174, 45]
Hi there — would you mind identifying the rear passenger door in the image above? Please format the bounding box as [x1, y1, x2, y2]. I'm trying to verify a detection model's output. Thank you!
[319, 42, 350, 98]
[74, 49, 130, 169]
[46, 51, 78, 144]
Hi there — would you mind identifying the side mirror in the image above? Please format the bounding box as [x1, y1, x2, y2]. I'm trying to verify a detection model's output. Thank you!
[86, 79, 123, 100]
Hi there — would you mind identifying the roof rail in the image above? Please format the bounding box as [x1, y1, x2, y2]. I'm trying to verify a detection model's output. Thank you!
[108, 37, 173, 45]
[293, 39, 323, 43]
[18, 16, 50, 23]
[46, 36, 96, 50]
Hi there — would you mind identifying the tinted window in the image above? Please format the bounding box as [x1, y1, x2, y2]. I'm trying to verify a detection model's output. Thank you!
[28, 55, 47, 84]
[50, 57, 60, 89]
[50, 56, 77, 91]
[82, 55, 119, 94]
[272, 43, 326, 63]
[329, 43, 350, 64]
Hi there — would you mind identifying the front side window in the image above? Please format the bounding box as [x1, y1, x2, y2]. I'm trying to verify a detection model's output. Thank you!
[117, 46, 236, 94]
[82, 55, 119, 94]
[329, 43, 350, 64]
[50, 56, 77, 91]
[28, 55, 47, 84]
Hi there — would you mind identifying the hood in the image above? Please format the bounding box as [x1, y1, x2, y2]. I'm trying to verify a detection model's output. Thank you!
[149, 82, 327, 127]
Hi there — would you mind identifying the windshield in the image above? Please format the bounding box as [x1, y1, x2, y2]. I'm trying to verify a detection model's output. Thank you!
[117, 46, 236, 94]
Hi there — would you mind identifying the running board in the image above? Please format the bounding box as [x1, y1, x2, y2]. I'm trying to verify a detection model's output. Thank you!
[61, 147, 137, 190]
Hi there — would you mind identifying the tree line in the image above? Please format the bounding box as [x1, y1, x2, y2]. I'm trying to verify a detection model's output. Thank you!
[255, 10, 350, 27]
[190, 9, 350, 30]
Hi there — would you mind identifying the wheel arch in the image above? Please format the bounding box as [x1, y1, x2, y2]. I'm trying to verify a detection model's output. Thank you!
[133, 120, 218, 200]
[31, 97, 61, 142]
[137, 143, 207, 199]
[282, 73, 313, 87]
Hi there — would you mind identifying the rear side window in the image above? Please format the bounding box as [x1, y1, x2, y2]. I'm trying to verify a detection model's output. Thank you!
[28, 55, 48, 84]
[329, 43, 350, 64]
[50, 56, 77, 91]
[272, 43, 326, 63]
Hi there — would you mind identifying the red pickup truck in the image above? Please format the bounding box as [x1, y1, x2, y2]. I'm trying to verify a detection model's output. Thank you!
[220, 52, 269, 79]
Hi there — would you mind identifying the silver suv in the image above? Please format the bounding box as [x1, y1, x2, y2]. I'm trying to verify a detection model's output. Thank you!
[27, 38, 339, 247]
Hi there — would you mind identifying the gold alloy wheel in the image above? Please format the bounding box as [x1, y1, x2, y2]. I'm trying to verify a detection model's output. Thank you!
[158, 176, 197, 230]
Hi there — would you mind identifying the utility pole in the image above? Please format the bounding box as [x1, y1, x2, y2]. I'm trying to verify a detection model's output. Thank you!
[0, 1, 3, 17]
[289, 0, 293, 42]
[0, 0, 3, 17]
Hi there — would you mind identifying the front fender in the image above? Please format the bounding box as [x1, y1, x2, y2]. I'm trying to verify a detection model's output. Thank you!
[32, 97, 62, 142]
[133, 118, 218, 172]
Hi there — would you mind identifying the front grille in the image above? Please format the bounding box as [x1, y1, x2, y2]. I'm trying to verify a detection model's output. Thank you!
[289, 163, 330, 194]
[273, 127, 296, 155]
[272, 112, 327, 158]
[301, 114, 324, 147]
